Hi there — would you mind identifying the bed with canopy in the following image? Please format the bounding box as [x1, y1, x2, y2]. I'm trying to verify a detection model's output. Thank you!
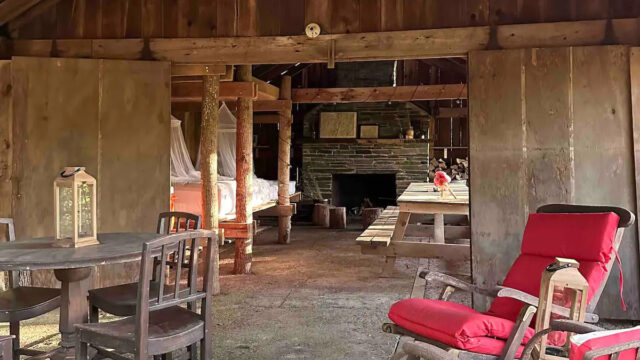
[170, 103, 298, 221]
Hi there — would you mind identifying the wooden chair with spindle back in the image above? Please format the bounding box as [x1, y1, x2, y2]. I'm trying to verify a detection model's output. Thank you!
[75, 229, 216, 360]
[88, 212, 201, 322]
[0, 218, 60, 360]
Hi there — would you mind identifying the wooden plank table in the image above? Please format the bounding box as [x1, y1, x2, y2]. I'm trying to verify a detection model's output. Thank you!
[0, 232, 161, 360]
[383, 182, 470, 274]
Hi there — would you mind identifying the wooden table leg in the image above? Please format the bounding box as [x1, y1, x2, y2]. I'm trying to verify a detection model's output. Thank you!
[52, 267, 92, 360]
[433, 213, 445, 244]
[382, 211, 410, 277]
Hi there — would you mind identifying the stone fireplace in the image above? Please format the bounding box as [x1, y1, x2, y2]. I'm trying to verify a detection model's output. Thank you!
[302, 140, 429, 201]
[332, 173, 397, 210]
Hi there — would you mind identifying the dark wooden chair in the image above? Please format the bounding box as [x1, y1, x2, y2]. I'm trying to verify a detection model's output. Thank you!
[0, 218, 60, 360]
[88, 212, 201, 319]
[0, 336, 13, 360]
[75, 229, 217, 360]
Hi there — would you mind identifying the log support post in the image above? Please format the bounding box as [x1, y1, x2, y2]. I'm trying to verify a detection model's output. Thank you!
[278, 76, 293, 244]
[200, 73, 220, 293]
[233, 65, 254, 274]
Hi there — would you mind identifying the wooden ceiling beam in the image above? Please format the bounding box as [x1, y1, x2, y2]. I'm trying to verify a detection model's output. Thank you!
[253, 100, 292, 113]
[0, 0, 43, 26]
[292, 84, 467, 103]
[437, 107, 468, 118]
[252, 77, 280, 100]
[173, 81, 257, 101]
[172, 79, 278, 101]
[171, 64, 228, 77]
[10, 18, 640, 64]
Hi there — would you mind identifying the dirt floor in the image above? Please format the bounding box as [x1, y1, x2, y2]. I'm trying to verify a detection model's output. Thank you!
[213, 223, 424, 359]
[2, 221, 472, 359]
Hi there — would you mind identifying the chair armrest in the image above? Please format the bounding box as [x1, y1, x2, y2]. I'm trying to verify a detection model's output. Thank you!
[497, 288, 599, 323]
[420, 271, 502, 298]
[550, 319, 604, 334]
[396, 341, 459, 360]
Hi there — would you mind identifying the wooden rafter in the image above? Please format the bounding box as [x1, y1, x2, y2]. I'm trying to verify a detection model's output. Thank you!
[7, 0, 61, 33]
[0, 0, 43, 26]
[10, 18, 640, 64]
[292, 84, 467, 103]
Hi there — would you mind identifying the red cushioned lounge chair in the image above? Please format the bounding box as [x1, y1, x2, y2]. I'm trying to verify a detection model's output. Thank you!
[383, 204, 635, 360]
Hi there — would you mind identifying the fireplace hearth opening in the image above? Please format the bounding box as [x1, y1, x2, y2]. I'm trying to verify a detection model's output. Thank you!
[332, 173, 397, 215]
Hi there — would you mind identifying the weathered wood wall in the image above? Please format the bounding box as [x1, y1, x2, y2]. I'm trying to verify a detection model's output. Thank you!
[469, 45, 638, 320]
[0, 61, 11, 229]
[11, 56, 170, 288]
[10, 0, 640, 39]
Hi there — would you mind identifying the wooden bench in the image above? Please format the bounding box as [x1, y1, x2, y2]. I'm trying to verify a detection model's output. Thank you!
[356, 206, 399, 248]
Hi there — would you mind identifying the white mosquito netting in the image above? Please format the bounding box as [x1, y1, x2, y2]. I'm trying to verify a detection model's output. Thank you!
[170, 117, 200, 184]
[171, 102, 238, 184]
[171, 103, 292, 210]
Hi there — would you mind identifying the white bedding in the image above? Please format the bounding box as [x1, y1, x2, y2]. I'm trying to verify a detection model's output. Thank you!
[173, 176, 296, 218]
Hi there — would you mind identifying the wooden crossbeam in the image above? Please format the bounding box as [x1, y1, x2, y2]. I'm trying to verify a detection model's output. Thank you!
[172, 79, 277, 101]
[171, 64, 228, 77]
[253, 114, 281, 124]
[438, 107, 468, 118]
[0, 0, 43, 26]
[10, 18, 640, 64]
[253, 100, 292, 113]
[292, 84, 467, 103]
[252, 77, 279, 100]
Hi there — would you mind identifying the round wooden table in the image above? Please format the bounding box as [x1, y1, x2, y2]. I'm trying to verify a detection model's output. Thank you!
[0, 232, 161, 360]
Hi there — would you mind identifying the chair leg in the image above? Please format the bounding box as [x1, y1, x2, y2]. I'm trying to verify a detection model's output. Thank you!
[187, 343, 197, 360]
[75, 335, 88, 360]
[1, 338, 12, 360]
[200, 336, 210, 360]
[89, 305, 99, 323]
[9, 322, 18, 360]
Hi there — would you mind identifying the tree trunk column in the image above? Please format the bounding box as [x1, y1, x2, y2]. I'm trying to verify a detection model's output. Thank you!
[234, 65, 253, 274]
[200, 74, 220, 293]
[278, 76, 292, 244]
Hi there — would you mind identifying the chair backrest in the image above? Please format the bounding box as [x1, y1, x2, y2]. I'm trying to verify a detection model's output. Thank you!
[486, 204, 634, 321]
[135, 230, 217, 348]
[537, 204, 634, 312]
[0, 218, 19, 288]
[157, 212, 201, 234]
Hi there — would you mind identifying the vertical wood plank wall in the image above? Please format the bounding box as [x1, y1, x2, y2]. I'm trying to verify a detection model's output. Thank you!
[0, 61, 12, 234]
[469, 46, 639, 320]
[10, 0, 640, 40]
[11, 57, 170, 288]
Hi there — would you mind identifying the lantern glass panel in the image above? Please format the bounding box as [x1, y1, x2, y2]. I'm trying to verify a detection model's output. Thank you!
[77, 182, 94, 238]
[57, 184, 74, 239]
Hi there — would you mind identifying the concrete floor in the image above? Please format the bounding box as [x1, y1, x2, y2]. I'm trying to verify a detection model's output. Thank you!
[2, 223, 443, 359]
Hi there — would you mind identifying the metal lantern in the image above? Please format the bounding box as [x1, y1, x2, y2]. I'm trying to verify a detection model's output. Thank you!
[54, 167, 99, 248]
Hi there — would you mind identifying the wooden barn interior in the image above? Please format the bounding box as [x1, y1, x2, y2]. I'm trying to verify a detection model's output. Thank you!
[0, 1, 639, 359]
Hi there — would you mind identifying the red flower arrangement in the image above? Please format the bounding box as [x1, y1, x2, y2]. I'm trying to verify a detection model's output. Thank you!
[434, 171, 451, 188]
[434, 171, 456, 199]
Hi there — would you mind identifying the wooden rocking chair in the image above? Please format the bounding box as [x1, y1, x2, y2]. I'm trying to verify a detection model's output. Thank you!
[384, 204, 635, 360]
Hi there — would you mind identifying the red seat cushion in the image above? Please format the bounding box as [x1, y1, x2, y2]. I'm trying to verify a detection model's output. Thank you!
[389, 298, 535, 356]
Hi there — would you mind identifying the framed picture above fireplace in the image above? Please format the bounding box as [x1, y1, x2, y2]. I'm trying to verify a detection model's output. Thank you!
[360, 125, 379, 139]
[319, 112, 357, 138]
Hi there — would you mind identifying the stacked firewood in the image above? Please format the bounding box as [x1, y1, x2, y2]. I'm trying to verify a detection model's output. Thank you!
[428, 157, 469, 181]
